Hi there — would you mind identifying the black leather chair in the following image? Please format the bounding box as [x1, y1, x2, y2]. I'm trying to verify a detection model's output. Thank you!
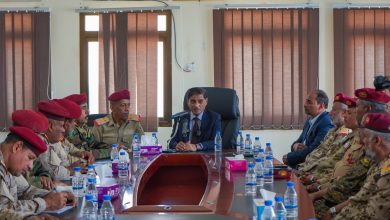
[87, 113, 108, 127]
[183, 87, 240, 149]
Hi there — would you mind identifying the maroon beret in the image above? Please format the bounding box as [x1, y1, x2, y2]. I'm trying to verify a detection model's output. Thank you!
[37, 101, 70, 121]
[362, 112, 390, 133]
[12, 110, 49, 133]
[334, 93, 357, 108]
[108, 89, 130, 101]
[355, 88, 390, 104]
[54, 99, 82, 119]
[9, 126, 47, 156]
[64, 93, 87, 105]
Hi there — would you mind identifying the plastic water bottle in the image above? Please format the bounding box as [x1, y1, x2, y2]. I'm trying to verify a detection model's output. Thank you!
[118, 151, 129, 179]
[275, 196, 287, 220]
[100, 194, 115, 220]
[110, 144, 119, 162]
[265, 142, 273, 156]
[244, 134, 253, 155]
[262, 200, 276, 220]
[264, 155, 274, 184]
[254, 158, 264, 187]
[72, 166, 84, 197]
[214, 131, 222, 151]
[245, 163, 256, 195]
[132, 133, 141, 157]
[86, 178, 98, 209]
[285, 181, 298, 220]
[253, 137, 262, 156]
[257, 148, 266, 166]
[82, 194, 97, 220]
[236, 131, 244, 154]
[87, 165, 96, 180]
[151, 132, 159, 145]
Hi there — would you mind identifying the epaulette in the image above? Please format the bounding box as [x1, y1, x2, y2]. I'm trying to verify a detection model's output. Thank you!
[339, 127, 351, 136]
[381, 159, 390, 176]
[94, 116, 110, 126]
[129, 114, 141, 122]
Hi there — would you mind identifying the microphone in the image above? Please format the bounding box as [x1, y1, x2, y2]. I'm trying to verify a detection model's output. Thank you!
[171, 111, 189, 119]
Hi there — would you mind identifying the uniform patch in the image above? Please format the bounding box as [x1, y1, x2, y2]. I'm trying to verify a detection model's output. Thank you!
[339, 127, 351, 136]
[94, 116, 110, 126]
[380, 160, 390, 176]
[360, 157, 371, 167]
[129, 114, 141, 122]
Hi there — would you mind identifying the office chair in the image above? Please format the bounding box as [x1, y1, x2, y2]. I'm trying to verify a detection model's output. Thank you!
[183, 87, 240, 149]
[87, 113, 108, 127]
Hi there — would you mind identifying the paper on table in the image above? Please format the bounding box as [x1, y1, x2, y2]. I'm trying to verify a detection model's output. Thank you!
[260, 188, 276, 201]
[44, 205, 73, 214]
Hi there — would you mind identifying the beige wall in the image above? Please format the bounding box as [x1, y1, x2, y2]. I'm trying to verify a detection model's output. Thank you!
[1, 0, 388, 160]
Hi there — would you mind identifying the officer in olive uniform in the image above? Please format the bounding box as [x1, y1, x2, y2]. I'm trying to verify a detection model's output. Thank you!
[92, 89, 144, 150]
[0, 126, 76, 219]
[65, 93, 110, 159]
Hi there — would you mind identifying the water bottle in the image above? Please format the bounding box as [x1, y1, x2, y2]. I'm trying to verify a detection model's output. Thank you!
[118, 151, 129, 179]
[151, 132, 159, 145]
[86, 178, 98, 209]
[72, 166, 84, 197]
[265, 142, 273, 156]
[244, 134, 253, 155]
[214, 131, 222, 151]
[253, 137, 262, 156]
[236, 131, 244, 154]
[245, 163, 256, 195]
[132, 133, 141, 157]
[254, 158, 264, 187]
[87, 165, 96, 180]
[285, 181, 298, 220]
[110, 144, 119, 162]
[100, 194, 115, 220]
[82, 194, 97, 220]
[275, 196, 287, 220]
[257, 148, 266, 166]
[264, 155, 274, 184]
[262, 200, 276, 220]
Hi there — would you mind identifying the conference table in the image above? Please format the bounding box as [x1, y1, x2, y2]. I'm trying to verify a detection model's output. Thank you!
[60, 150, 315, 220]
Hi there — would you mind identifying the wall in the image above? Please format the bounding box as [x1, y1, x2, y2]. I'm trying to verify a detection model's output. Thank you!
[1, 0, 388, 160]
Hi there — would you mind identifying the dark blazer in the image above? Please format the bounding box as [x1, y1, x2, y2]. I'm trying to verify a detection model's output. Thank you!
[287, 111, 334, 168]
[168, 109, 221, 151]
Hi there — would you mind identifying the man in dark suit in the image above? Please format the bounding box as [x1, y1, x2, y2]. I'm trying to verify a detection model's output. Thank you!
[283, 90, 334, 168]
[168, 87, 221, 151]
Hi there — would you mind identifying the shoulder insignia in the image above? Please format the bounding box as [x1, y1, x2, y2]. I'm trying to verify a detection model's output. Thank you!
[381, 160, 390, 176]
[360, 156, 371, 167]
[94, 116, 110, 126]
[339, 127, 351, 136]
[129, 114, 141, 122]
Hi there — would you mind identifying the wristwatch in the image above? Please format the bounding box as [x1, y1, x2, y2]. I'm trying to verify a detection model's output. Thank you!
[329, 206, 337, 217]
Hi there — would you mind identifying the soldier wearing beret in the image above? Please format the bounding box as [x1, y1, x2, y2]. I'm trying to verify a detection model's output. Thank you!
[92, 89, 144, 150]
[0, 126, 76, 219]
[65, 93, 110, 159]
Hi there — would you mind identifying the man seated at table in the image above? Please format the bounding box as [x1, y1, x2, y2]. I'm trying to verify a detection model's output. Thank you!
[168, 87, 221, 151]
[93, 89, 144, 151]
[0, 126, 76, 219]
[283, 90, 334, 168]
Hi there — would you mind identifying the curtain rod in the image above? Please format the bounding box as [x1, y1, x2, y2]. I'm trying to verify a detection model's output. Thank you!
[76, 6, 179, 13]
[214, 3, 319, 10]
[0, 7, 49, 12]
[334, 3, 390, 9]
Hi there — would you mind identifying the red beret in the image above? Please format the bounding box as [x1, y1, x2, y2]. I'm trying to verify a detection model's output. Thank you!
[37, 101, 70, 121]
[64, 93, 87, 105]
[362, 112, 390, 133]
[54, 99, 82, 119]
[9, 126, 47, 156]
[12, 110, 49, 133]
[334, 93, 357, 108]
[108, 89, 130, 101]
[355, 88, 390, 104]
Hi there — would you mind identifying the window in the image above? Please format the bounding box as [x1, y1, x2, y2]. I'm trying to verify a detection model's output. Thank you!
[80, 12, 172, 127]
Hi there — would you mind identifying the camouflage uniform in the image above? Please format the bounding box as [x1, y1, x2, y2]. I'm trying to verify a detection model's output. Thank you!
[24, 160, 52, 189]
[92, 114, 144, 151]
[298, 126, 350, 173]
[0, 151, 49, 218]
[313, 156, 373, 218]
[67, 124, 110, 159]
[335, 154, 390, 219]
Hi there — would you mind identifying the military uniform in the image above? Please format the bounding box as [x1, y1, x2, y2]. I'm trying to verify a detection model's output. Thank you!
[67, 124, 110, 159]
[24, 160, 52, 189]
[313, 156, 373, 218]
[298, 126, 350, 173]
[92, 114, 144, 150]
[0, 151, 49, 218]
[335, 154, 390, 219]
